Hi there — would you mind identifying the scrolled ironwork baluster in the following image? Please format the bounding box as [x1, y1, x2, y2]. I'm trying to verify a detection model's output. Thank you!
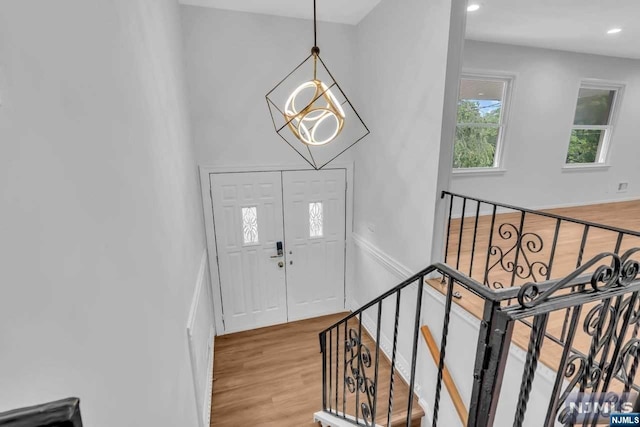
[544, 303, 583, 427]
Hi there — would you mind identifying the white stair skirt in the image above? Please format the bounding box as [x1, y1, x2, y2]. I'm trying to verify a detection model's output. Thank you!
[313, 411, 384, 427]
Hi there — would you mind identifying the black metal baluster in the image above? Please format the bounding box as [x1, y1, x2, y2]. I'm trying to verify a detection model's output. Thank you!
[407, 276, 425, 427]
[343, 321, 347, 418]
[470, 201, 481, 278]
[483, 205, 497, 287]
[456, 198, 467, 271]
[576, 225, 590, 268]
[513, 313, 549, 427]
[444, 194, 454, 265]
[372, 301, 382, 426]
[387, 290, 401, 427]
[335, 325, 339, 415]
[329, 328, 332, 412]
[623, 346, 640, 394]
[432, 275, 454, 427]
[615, 232, 624, 255]
[544, 304, 583, 427]
[355, 314, 362, 423]
[546, 219, 561, 280]
[509, 211, 526, 289]
[321, 332, 327, 411]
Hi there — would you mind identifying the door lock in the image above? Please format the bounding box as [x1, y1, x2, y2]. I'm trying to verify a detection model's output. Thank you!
[278, 261, 284, 268]
[271, 241, 284, 258]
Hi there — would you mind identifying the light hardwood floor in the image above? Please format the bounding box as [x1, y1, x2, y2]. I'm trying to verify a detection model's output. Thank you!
[209, 313, 422, 427]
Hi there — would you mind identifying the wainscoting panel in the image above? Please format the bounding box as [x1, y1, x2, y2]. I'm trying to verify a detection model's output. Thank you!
[187, 250, 215, 427]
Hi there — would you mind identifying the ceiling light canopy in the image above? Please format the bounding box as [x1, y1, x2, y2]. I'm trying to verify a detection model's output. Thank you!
[607, 28, 622, 34]
[265, 0, 369, 170]
[467, 4, 480, 12]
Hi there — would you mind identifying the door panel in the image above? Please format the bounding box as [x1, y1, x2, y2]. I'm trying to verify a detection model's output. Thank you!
[210, 172, 287, 333]
[283, 169, 346, 321]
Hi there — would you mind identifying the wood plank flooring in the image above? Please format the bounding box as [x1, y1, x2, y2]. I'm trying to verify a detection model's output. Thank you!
[210, 313, 422, 427]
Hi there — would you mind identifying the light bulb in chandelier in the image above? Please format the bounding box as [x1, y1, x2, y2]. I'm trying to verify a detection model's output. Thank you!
[284, 78, 346, 146]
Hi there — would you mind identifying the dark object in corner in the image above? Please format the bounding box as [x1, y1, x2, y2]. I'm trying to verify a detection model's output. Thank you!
[0, 398, 82, 427]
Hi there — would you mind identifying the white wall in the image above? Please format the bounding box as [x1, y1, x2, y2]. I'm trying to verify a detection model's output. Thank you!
[451, 40, 640, 209]
[0, 1, 210, 426]
[181, 6, 357, 168]
[351, 0, 453, 273]
[346, 0, 467, 422]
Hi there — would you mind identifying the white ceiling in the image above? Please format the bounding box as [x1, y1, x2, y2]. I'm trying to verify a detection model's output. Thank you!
[178, 0, 381, 25]
[465, 0, 640, 59]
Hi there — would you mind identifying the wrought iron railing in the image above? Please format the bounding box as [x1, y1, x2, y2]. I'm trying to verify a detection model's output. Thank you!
[441, 191, 640, 290]
[319, 249, 640, 426]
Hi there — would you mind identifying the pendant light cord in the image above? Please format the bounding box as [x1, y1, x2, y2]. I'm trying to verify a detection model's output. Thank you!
[313, 0, 317, 48]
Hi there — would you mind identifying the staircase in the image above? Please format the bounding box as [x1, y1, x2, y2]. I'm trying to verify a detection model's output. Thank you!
[313, 192, 640, 426]
[314, 264, 470, 427]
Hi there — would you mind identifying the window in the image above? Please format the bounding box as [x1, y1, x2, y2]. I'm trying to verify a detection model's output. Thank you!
[241, 206, 259, 244]
[454, 75, 511, 170]
[565, 83, 621, 165]
[309, 202, 323, 238]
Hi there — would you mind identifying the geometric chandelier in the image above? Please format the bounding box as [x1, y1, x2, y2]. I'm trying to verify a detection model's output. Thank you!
[265, 0, 369, 170]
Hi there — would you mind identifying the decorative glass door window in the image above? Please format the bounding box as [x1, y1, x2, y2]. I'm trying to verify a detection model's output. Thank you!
[309, 202, 323, 238]
[241, 206, 259, 244]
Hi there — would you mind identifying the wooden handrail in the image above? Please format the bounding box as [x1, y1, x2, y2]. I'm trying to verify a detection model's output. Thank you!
[421, 325, 468, 426]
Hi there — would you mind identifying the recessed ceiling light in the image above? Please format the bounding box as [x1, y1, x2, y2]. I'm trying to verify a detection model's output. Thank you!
[607, 28, 622, 34]
[467, 4, 480, 12]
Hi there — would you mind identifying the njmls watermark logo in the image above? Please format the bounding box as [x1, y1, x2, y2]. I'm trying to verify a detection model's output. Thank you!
[560, 392, 637, 424]
[610, 413, 640, 426]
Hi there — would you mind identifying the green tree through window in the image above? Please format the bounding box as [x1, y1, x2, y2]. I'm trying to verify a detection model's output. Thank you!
[566, 86, 618, 164]
[454, 77, 509, 169]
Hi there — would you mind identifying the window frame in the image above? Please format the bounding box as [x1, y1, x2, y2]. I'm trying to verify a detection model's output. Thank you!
[453, 71, 515, 173]
[563, 80, 624, 168]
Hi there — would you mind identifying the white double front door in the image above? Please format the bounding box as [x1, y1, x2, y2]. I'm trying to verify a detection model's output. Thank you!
[210, 169, 346, 333]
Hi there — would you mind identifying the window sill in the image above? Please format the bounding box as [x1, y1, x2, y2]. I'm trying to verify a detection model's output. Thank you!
[561, 164, 611, 172]
[452, 168, 507, 177]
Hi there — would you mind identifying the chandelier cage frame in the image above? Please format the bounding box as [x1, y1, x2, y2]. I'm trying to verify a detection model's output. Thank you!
[264, 0, 369, 171]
